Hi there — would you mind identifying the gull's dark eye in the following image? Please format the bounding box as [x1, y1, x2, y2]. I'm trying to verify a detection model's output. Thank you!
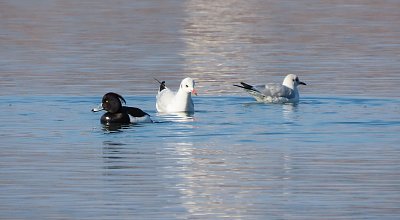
[186, 85, 189, 88]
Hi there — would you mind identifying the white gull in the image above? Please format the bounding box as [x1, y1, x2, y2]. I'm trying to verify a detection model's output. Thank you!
[155, 77, 197, 113]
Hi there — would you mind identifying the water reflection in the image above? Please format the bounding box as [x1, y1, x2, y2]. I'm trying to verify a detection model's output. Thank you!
[101, 122, 150, 133]
[102, 142, 128, 170]
[101, 140, 157, 174]
[168, 141, 297, 218]
[281, 103, 298, 123]
[182, 0, 257, 94]
[156, 112, 195, 123]
[101, 123, 130, 132]
[164, 141, 225, 217]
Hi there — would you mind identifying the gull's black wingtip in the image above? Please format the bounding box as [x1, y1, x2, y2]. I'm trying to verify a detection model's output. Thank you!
[240, 82, 254, 90]
[154, 78, 166, 92]
[234, 82, 257, 92]
[233, 84, 245, 89]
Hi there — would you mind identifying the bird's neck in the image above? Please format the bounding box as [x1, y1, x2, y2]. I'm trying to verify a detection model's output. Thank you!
[172, 89, 193, 112]
[282, 82, 295, 90]
[176, 89, 191, 100]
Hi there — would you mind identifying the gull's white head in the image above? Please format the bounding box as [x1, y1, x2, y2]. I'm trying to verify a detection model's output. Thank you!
[282, 74, 306, 90]
[180, 77, 197, 95]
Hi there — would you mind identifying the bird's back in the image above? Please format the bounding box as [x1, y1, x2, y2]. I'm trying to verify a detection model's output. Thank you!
[156, 88, 176, 112]
[246, 84, 298, 103]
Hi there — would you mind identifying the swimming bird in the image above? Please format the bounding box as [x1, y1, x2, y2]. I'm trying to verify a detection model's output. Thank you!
[155, 77, 197, 113]
[234, 74, 306, 103]
[92, 92, 152, 124]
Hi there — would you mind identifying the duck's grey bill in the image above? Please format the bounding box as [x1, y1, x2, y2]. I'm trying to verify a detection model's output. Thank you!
[91, 104, 104, 112]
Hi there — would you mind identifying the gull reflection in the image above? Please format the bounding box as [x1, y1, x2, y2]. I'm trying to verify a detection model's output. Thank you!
[282, 103, 298, 123]
[156, 112, 195, 123]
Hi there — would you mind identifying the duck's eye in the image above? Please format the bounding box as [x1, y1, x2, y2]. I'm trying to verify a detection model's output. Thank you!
[186, 85, 189, 88]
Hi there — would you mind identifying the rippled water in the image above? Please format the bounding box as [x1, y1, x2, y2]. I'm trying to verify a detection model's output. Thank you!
[1, 0, 400, 219]
[1, 95, 400, 219]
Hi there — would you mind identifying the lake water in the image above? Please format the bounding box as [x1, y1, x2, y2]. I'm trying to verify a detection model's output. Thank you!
[1, 0, 400, 219]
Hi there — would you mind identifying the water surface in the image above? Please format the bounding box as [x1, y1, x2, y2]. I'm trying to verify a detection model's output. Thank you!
[1, 95, 399, 219]
[1, 0, 400, 219]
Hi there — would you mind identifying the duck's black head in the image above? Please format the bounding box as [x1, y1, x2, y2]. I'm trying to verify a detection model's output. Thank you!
[102, 92, 126, 113]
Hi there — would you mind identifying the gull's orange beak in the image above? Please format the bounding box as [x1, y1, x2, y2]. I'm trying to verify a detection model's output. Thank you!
[192, 89, 198, 96]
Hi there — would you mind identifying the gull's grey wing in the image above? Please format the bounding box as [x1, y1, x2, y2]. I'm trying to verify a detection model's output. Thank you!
[259, 84, 295, 99]
[234, 82, 296, 103]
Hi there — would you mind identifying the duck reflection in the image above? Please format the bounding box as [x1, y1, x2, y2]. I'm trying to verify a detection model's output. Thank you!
[101, 123, 147, 133]
[102, 141, 130, 170]
[101, 123, 129, 132]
